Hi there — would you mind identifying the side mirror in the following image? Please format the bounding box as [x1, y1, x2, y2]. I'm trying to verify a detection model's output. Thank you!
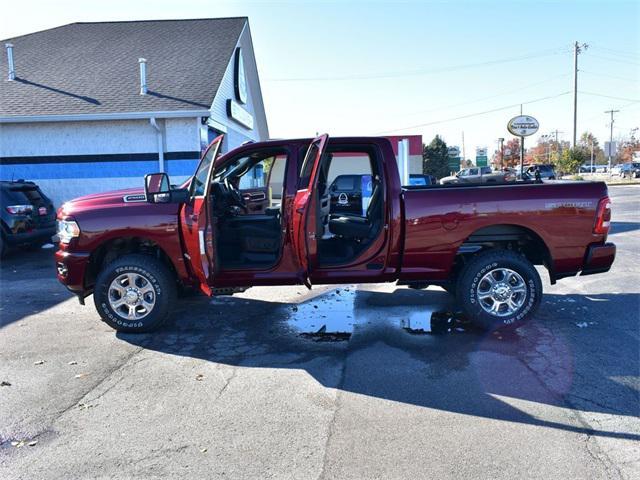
[144, 173, 171, 203]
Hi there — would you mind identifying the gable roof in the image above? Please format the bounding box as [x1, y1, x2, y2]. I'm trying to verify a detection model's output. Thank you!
[0, 18, 248, 117]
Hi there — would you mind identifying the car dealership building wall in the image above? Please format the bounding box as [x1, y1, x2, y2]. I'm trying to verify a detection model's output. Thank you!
[0, 18, 268, 208]
[0, 117, 202, 206]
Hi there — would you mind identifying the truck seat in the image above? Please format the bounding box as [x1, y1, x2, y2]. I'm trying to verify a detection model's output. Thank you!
[329, 181, 382, 240]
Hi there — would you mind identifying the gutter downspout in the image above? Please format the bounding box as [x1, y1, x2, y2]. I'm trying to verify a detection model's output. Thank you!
[149, 117, 164, 173]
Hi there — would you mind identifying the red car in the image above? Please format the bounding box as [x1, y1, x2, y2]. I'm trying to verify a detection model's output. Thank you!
[55, 135, 615, 332]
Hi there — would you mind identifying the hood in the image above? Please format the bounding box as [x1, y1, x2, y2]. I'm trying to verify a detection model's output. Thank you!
[57, 187, 148, 217]
[440, 175, 458, 183]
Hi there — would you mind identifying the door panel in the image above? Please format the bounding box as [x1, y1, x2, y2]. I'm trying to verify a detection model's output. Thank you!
[291, 134, 329, 286]
[180, 135, 224, 295]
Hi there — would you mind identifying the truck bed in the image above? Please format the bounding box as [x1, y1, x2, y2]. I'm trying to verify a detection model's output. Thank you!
[399, 180, 609, 282]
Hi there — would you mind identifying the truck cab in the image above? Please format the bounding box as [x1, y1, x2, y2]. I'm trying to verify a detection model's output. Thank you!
[167, 134, 400, 294]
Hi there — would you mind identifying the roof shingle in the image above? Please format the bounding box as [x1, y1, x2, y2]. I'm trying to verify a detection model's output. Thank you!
[0, 18, 247, 117]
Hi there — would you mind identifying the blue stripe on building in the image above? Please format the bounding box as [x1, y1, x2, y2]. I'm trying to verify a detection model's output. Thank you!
[0, 159, 199, 180]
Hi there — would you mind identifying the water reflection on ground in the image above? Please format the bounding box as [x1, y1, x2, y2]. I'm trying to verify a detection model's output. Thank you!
[284, 286, 472, 341]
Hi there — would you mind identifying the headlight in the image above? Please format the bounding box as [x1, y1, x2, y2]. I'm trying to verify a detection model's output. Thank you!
[57, 219, 80, 243]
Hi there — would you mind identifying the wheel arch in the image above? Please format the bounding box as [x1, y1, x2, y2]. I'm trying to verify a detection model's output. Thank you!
[84, 236, 181, 290]
[453, 223, 556, 283]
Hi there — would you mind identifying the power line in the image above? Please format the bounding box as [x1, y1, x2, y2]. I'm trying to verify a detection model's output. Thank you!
[590, 45, 640, 59]
[586, 53, 640, 66]
[580, 91, 640, 102]
[389, 73, 571, 119]
[581, 70, 639, 83]
[376, 91, 571, 134]
[264, 48, 570, 82]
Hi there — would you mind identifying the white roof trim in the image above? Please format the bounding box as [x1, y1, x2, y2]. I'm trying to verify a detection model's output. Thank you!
[0, 109, 211, 123]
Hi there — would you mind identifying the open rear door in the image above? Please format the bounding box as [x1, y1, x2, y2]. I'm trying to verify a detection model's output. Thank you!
[292, 134, 329, 287]
[180, 135, 224, 295]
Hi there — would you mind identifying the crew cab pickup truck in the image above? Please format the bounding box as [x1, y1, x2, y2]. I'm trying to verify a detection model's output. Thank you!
[55, 135, 615, 333]
[440, 166, 515, 185]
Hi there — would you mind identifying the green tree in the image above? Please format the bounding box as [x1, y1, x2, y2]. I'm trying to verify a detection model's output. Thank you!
[422, 135, 450, 179]
[577, 131, 604, 164]
[556, 147, 585, 175]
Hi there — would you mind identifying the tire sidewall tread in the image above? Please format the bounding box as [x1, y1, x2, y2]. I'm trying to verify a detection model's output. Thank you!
[456, 249, 542, 330]
[94, 254, 176, 333]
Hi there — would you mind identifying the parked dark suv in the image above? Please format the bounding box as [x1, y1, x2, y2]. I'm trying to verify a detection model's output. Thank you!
[1, 180, 56, 256]
[519, 164, 557, 180]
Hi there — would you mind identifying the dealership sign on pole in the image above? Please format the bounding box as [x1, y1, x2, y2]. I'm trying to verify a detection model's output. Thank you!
[447, 146, 461, 172]
[507, 115, 539, 178]
[475, 147, 488, 167]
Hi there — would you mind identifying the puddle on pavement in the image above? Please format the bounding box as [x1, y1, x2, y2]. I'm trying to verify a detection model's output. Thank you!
[286, 286, 471, 341]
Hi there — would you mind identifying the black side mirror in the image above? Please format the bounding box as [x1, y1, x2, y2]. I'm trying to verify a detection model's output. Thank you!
[144, 173, 172, 203]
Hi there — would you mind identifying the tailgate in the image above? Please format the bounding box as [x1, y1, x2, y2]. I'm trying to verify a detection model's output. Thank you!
[6, 183, 56, 229]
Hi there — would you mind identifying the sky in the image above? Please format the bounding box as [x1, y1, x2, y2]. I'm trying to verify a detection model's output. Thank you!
[2, 0, 639, 160]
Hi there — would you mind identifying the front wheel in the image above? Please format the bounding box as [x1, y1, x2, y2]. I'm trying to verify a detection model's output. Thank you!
[456, 250, 542, 330]
[94, 254, 176, 333]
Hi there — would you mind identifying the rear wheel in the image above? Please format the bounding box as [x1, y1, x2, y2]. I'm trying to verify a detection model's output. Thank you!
[94, 254, 176, 333]
[456, 249, 542, 330]
[0, 232, 5, 258]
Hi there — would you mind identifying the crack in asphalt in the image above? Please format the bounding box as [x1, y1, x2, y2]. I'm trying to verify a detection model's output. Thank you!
[515, 325, 624, 478]
[317, 354, 347, 480]
[0, 346, 146, 447]
[215, 367, 237, 401]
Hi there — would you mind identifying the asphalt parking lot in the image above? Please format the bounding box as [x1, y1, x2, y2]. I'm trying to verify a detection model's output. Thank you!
[1, 185, 638, 479]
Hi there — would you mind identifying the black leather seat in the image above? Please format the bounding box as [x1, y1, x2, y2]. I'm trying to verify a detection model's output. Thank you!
[329, 181, 382, 240]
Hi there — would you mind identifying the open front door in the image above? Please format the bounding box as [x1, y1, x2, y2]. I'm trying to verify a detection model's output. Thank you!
[292, 134, 329, 287]
[180, 135, 224, 295]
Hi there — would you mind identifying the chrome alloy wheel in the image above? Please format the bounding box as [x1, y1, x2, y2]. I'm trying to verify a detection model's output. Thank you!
[476, 268, 527, 317]
[108, 273, 156, 320]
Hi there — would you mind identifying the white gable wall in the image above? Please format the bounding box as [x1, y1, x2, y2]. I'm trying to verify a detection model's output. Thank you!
[210, 21, 269, 152]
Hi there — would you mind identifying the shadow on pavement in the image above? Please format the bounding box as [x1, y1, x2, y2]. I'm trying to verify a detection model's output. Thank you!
[610, 221, 640, 235]
[0, 248, 70, 328]
[118, 287, 640, 443]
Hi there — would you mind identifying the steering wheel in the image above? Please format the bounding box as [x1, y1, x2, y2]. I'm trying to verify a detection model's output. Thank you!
[223, 177, 248, 212]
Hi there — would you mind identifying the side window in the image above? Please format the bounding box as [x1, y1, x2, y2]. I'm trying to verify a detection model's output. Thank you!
[468, 168, 479, 176]
[234, 153, 288, 204]
[326, 149, 377, 216]
[459, 169, 468, 177]
[238, 161, 267, 189]
[298, 142, 320, 189]
[481, 166, 492, 174]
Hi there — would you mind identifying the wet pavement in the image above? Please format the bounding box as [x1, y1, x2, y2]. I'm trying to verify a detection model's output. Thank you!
[1, 185, 639, 479]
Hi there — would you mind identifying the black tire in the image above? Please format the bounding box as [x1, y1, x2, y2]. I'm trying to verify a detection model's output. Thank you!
[0, 232, 5, 258]
[442, 284, 457, 296]
[94, 254, 176, 333]
[455, 249, 542, 330]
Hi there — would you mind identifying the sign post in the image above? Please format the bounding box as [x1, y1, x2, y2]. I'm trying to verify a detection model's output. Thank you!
[507, 115, 539, 179]
[475, 147, 488, 167]
[447, 146, 461, 173]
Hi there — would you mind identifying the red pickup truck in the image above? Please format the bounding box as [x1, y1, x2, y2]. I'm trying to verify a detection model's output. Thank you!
[55, 135, 615, 333]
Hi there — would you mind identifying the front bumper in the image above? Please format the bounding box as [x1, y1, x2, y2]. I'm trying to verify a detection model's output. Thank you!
[55, 248, 90, 293]
[581, 242, 616, 276]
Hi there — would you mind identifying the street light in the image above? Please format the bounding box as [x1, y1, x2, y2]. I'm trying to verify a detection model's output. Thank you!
[540, 134, 555, 163]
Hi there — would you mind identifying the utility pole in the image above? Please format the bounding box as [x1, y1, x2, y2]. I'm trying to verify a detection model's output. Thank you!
[552, 129, 563, 160]
[605, 109, 619, 173]
[461, 131, 466, 165]
[573, 42, 588, 148]
[498, 137, 504, 169]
